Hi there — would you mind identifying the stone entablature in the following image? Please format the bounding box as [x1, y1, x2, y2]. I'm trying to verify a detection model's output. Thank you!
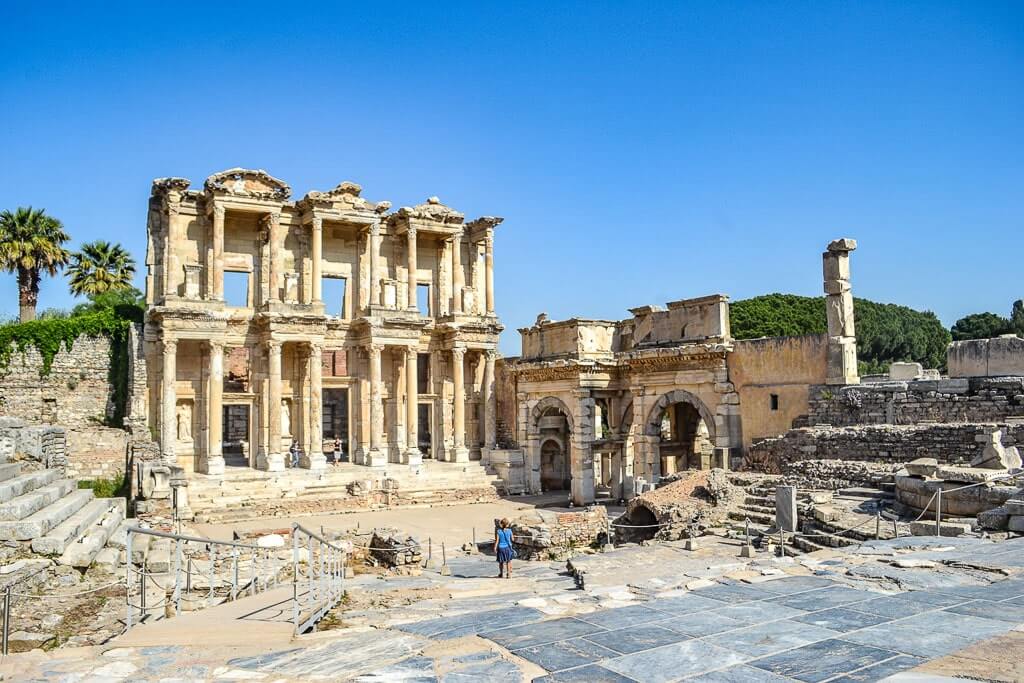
[145, 168, 505, 480]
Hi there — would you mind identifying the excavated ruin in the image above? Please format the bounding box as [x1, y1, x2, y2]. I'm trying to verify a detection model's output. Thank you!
[612, 469, 739, 543]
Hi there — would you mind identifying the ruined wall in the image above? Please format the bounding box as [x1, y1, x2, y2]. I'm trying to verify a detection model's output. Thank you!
[747, 422, 1024, 477]
[0, 334, 115, 429]
[628, 294, 730, 348]
[729, 334, 828, 448]
[948, 336, 1024, 378]
[519, 319, 617, 361]
[66, 427, 129, 480]
[494, 357, 518, 448]
[806, 377, 1024, 427]
[0, 417, 67, 471]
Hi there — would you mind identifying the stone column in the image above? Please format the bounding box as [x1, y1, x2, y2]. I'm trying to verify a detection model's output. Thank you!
[481, 350, 496, 460]
[451, 347, 469, 462]
[301, 343, 326, 470]
[823, 238, 859, 385]
[258, 341, 285, 471]
[406, 225, 418, 312]
[311, 215, 323, 305]
[265, 212, 282, 303]
[212, 204, 225, 301]
[571, 389, 597, 506]
[451, 233, 463, 314]
[403, 347, 422, 465]
[484, 228, 495, 315]
[368, 222, 381, 310]
[366, 343, 386, 466]
[438, 239, 451, 316]
[200, 341, 225, 475]
[160, 338, 177, 463]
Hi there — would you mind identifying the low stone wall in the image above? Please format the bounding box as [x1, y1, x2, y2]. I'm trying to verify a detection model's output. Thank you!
[747, 423, 1024, 478]
[894, 474, 1020, 517]
[780, 459, 898, 491]
[806, 377, 1024, 427]
[511, 507, 608, 560]
[0, 417, 66, 471]
[949, 336, 1024, 378]
[66, 427, 129, 481]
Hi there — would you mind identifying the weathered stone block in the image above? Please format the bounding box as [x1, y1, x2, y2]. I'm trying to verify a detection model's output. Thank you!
[906, 458, 938, 478]
[909, 520, 972, 537]
[775, 485, 797, 532]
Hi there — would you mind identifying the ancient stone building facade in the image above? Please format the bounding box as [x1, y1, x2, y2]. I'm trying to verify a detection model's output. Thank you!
[498, 240, 856, 505]
[144, 169, 503, 477]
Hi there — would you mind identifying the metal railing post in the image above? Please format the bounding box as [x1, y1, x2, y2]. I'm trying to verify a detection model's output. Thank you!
[319, 539, 326, 607]
[140, 564, 147, 617]
[875, 511, 881, 540]
[173, 538, 183, 615]
[209, 545, 217, 605]
[292, 525, 299, 630]
[935, 487, 943, 536]
[126, 529, 134, 630]
[186, 555, 193, 594]
[308, 535, 315, 604]
[251, 550, 258, 596]
[231, 548, 239, 601]
[2, 586, 11, 656]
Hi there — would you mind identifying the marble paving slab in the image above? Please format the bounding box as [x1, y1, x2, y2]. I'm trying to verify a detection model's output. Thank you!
[896, 590, 970, 608]
[603, 639, 749, 682]
[824, 654, 925, 683]
[845, 595, 937, 620]
[690, 664, 796, 682]
[646, 594, 728, 615]
[484, 617, 605, 650]
[576, 604, 668, 629]
[397, 605, 544, 640]
[691, 582, 776, 603]
[767, 586, 877, 611]
[583, 623, 690, 655]
[534, 663, 640, 682]
[707, 620, 840, 659]
[749, 638, 899, 683]
[713, 600, 809, 623]
[754, 575, 839, 595]
[939, 601, 1024, 625]
[842, 622, 974, 659]
[792, 607, 891, 632]
[512, 637, 620, 672]
[657, 611, 749, 637]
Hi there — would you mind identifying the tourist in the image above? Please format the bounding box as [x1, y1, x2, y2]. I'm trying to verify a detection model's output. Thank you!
[494, 518, 516, 579]
[333, 437, 342, 465]
[289, 440, 299, 468]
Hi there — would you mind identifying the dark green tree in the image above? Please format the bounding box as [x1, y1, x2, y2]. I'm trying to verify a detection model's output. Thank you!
[1011, 299, 1024, 337]
[950, 312, 1013, 341]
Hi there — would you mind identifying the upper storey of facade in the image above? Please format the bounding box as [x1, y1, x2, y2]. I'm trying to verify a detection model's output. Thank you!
[516, 294, 731, 364]
[145, 168, 503, 337]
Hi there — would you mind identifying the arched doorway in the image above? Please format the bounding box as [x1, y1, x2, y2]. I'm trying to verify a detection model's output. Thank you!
[540, 438, 570, 491]
[645, 390, 717, 475]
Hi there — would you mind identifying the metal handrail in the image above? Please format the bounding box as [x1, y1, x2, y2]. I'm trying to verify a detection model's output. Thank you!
[291, 523, 347, 635]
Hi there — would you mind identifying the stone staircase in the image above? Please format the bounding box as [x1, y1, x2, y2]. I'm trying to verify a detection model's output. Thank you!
[188, 461, 503, 523]
[0, 461, 128, 568]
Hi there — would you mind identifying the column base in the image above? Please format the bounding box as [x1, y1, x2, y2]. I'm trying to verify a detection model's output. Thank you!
[451, 446, 470, 463]
[196, 455, 225, 476]
[300, 452, 327, 470]
[402, 449, 423, 466]
[257, 450, 286, 472]
[364, 448, 388, 467]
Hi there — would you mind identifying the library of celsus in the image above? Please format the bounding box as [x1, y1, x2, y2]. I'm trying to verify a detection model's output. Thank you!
[144, 168, 503, 477]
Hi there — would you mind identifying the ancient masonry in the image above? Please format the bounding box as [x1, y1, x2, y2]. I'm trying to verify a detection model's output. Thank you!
[144, 169, 503, 478]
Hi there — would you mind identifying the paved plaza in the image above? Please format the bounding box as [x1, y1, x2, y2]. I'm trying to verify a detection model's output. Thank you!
[4, 533, 1024, 681]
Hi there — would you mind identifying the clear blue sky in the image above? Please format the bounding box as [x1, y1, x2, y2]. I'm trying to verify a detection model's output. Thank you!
[1, 1, 1021, 355]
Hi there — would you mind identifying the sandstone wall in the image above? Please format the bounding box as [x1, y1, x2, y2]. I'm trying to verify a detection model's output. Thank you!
[0, 334, 116, 428]
[494, 357, 518, 448]
[747, 422, 1024, 479]
[0, 417, 67, 471]
[948, 336, 1024, 378]
[729, 334, 828, 448]
[66, 427, 129, 480]
[806, 378, 1024, 427]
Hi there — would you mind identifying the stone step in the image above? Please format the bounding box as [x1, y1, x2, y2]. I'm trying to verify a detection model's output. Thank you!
[33, 497, 115, 555]
[0, 478, 75, 521]
[792, 534, 827, 553]
[729, 509, 773, 525]
[739, 503, 775, 516]
[0, 489, 93, 540]
[0, 463, 22, 483]
[58, 501, 126, 568]
[107, 521, 153, 565]
[0, 469, 59, 504]
[838, 487, 893, 500]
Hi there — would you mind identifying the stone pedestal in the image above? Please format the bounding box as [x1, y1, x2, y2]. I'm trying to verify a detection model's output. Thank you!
[775, 485, 797, 532]
[257, 450, 285, 472]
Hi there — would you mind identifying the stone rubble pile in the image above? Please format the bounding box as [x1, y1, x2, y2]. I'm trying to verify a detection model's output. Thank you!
[369, 529, 422, 567]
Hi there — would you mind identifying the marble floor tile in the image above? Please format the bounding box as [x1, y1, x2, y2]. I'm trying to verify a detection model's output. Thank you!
[692, 583, 776, 604]
[842, 622, 973, 659]
[484, 617, 605, 650]
[845, 596, 936, 620]
[685, 664, 796, 682]
[714, 601, 808, 624]
[577, 604, 669, 629]
[513, 638, 619, 672]
[583, 624, 690, 655]
[657, 611, 749, 638]
[897, 590, 971, 608]
[604, 640, 749, 682]
[767, 586, 877, 611]
[900, 609, 1014, 639]
[753, 576, 839, 596]
[399, 605, 545, 639]
[533, 663, 640, 682]
[749, 638, 898, 683]
[792, 607, 891, 632]
[815, 654, 923, 683]
[706, 620, 839, 658]
[355, 656, 437, 682]
[646, 594, 728, 616]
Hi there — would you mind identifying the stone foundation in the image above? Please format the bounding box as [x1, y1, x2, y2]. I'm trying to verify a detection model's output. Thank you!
[510, 507, 608, 560]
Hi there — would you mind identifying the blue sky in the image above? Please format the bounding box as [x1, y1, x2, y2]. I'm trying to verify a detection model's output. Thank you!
[1, 1, 1021, 355]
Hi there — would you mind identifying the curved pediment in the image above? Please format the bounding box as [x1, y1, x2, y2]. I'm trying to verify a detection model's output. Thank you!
[392, 196, 464, 226]
[300, 181, 390, 213]
[204, 168, 291, 201]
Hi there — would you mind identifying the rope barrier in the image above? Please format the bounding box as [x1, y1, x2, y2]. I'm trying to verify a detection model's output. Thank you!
[11, 579, 124, 600]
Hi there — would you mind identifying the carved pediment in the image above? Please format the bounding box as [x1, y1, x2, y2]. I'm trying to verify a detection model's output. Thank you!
[300, 181, 390, 213]
[152, 177, 192, 195]
[204, 168, 291, 201]
[391, 196, 465, 226]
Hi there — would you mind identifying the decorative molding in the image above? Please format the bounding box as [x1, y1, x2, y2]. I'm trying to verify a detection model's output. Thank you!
[204, 168, 291, 201]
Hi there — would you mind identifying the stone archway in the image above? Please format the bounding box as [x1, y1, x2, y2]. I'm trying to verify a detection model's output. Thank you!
[644, 389, 717, 473]
[529, 396, 575, 435]
[527, 397, 575, 496]
[540, 437, 570, 491]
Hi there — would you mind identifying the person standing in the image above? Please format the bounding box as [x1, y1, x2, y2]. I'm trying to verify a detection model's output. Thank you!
[289, 440, 300, 468]
[494, 518, 516, 579]
[333, 436, 342, 465]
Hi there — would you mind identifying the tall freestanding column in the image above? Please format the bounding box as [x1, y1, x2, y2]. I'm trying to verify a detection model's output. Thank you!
[311, 215, 323, 305]
[366, 344, 386, 466]
[481, 350, 497, 459]
[259, 341, 285, 471]
[160, 338, 178, 463]
[451, 347, 469, 462]
[451, 233, 464, 314]
[404, 347, 422, 465]
[211, 204, 225, 301]
[823, 238, 859, 385]
[201, 340, 225, 475]
[301, 343, 326, 470]
[406, 225, 418, 312]
[484, 229, 495, 315]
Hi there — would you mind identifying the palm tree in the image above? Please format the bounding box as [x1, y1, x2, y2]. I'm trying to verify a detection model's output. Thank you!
[67, 240, 137, 297]
[0, 207, 71, 322]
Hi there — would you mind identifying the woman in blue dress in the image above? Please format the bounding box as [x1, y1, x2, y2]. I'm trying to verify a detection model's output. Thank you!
[494, 518, 516, 579]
